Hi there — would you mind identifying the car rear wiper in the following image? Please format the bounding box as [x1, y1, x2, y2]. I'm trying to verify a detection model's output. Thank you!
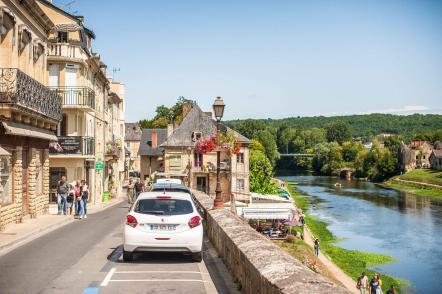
[137, 210, 165, 215]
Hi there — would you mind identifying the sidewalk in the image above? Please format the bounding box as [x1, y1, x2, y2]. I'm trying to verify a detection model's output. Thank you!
[0, 195, 126, 257]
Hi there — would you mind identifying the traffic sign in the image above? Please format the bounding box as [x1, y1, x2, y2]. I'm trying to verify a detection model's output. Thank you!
[95, 161, 104, 170]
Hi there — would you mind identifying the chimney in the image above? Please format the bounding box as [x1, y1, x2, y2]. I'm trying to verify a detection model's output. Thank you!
[151, 132, 158, 148]
[167, 124, 174, 137]
[182, 101, 192, 119]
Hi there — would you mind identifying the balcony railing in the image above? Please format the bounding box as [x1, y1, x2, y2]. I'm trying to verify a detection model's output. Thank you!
[47, 43, 88, 60]
[50, 86, 95, 109]
[49, 136, 95, 155]
[0, 68, 62, 122]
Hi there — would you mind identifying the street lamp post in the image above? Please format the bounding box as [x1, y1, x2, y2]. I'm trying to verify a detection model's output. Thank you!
[213, 97, 225, 209]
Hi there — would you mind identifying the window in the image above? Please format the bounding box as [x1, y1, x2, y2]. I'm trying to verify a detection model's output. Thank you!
[0, 153, 13, 205]
[170, 155, 181, 168]
[236, 179, 245, 192]
[192, 132, 202, 142]
[237, 152, 244, 164]
[194, 153, 203, 167]
[147, 140, 152, 147]
[57, 31, 68, 43]
[135, 199, 193, 216]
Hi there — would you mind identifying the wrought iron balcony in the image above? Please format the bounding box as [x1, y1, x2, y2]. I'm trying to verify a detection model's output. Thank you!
[0, 68, 62, 122]
[49, 86, 95, 110]
[49, 136, 95, 156]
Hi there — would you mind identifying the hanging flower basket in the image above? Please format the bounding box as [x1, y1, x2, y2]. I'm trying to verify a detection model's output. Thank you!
[195, 131, 241, 155]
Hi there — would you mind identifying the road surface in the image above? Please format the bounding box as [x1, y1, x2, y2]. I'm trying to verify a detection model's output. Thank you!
[0, 202, 238, 294]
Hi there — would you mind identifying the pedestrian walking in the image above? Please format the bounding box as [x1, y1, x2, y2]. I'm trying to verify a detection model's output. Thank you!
[79, 180, 89, 219]
[369, 274, 382, 294]
[127, 179, 135, 205]
[135, 179, 143, 198]
[57, 176, 68, 215]
[314, 238, 320, 256]
[66, 182, 76, 215]
[375, 274, 383, 294]
[357, 272, 369, 294]
[74, 180, 81, 217]
[386, 285, 396, 294]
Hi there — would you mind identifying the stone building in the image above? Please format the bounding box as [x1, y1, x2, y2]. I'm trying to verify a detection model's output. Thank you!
[138, 128, 167, 181]
[160, 102, 251, 202]
[0, 0, 61, 229]
[125, 123, 142, 174]
[37, 0, 119, 204]
[105, 78, 125, 197]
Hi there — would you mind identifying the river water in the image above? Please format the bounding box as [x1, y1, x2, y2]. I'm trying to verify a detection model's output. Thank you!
[279, 176, 442, 294]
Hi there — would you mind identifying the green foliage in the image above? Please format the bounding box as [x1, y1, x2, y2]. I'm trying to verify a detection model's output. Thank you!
[139, 96, 193, 129]
[341, 141, 363, 162]
[249, 149, 278, 194]
[397, 169, 442, 186]
[312, 142, 343, 175]
[249, 139, 265, 153]
[325, 120, 351, 143]
[383, 181, 442, 198]
[227, 114, 442, 142]
[253, 129, 280, 167]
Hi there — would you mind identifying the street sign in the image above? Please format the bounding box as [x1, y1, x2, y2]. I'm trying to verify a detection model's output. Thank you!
[95, 161, 104, 170]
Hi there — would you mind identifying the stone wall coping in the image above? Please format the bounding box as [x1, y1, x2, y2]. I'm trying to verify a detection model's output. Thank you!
[191, 190, 349, 294]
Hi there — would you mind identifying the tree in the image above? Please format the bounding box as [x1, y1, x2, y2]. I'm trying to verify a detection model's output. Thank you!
[342, 141, 363, 162]
[253, 129, 280, 167]
[138, 97, 193, 129]
[312, 142, 343, 175]
[325, 120, 351, 143]
[249, 149, 277, 194]
[235, 119, 267, 139]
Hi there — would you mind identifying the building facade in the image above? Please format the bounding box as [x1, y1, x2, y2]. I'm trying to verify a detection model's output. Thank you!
[0, 0, 61, 229]
[160, 102, 251, 202]
[138, 128, 167, 181]
[125, 123, 142, 174]
[37, 0, 118, 205]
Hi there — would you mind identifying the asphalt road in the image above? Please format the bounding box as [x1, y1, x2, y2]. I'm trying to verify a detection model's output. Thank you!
[0, 202, 238, 294]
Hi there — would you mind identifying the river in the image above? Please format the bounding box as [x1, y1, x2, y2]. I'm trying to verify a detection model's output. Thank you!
[279, 176, 442, 294]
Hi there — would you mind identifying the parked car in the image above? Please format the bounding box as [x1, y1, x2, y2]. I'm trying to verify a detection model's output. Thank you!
[150, 183, 190, 194]
[123, 191, 203, 262]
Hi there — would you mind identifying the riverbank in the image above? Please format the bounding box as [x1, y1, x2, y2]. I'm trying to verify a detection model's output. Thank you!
[382, 180, 442, 198]
[285, 180, 407, 292]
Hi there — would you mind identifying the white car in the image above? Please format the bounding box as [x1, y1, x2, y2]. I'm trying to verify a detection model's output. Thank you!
[123, 191, 203, 262]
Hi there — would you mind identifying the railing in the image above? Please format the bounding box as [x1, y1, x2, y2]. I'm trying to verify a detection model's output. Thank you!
[49, 86, 95, 109]
[105, 142, 120, 157]
[49, 136, 95, 155]
[0, 68, 62, 121]
[47, 43, 87, 60]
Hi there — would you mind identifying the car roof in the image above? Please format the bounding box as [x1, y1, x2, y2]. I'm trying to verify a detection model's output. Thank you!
[137, 191, 193, 201]
[150, 183, 190, 192]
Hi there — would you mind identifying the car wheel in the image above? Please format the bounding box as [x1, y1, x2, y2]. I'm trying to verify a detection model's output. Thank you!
[123, 250, 134, 262]
[192, 252, 202, 262]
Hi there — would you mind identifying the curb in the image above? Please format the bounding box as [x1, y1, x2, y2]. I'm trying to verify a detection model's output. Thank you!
[0, 198, 125, 257]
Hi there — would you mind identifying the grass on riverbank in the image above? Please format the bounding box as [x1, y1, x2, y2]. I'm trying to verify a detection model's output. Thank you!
[397, 169, 442, 186]
[286, 181, 407, 292]
[383, 181, 442, 198]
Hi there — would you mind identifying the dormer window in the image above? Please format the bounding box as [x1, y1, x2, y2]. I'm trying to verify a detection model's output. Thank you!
[57, 31, 68, 43]
[192, 132, 202, 142]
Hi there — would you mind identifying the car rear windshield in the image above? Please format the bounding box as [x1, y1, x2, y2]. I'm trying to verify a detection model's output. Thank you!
[150, 187, 190, 193]
[134, 199, 193, 215]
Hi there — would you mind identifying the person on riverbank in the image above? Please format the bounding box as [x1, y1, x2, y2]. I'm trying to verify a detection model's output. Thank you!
[314, 238, 319, 256]
[386, 285, 396, 294]
[369, 274, 382, 294]
[375, 274, 383, 294]
[357, 272, 369, 294]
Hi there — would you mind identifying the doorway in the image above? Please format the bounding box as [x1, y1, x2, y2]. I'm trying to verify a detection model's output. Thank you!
[196, 176, 207, 193]
[22, 148, 30, 216]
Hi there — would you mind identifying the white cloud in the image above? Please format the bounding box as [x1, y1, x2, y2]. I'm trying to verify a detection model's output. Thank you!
[360, 105, 442, 115]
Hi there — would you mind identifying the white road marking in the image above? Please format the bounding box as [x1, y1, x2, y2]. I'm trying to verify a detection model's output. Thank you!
[100, 268, 116, 286]
[109, 279, 210, 283]
[115, 270, 209, 275]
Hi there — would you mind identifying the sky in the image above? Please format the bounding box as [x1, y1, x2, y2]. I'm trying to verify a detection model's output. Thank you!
[53, 0, 442, 122]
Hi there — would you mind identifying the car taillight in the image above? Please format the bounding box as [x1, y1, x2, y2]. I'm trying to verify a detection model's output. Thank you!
[188, 216, 201, 229]
[126, 215, 138, 228]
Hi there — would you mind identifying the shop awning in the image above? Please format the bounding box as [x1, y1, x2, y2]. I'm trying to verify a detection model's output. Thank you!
[1, 121, 57, 141]
[0, 146, 11, 156]
[241, 208, 294, 220]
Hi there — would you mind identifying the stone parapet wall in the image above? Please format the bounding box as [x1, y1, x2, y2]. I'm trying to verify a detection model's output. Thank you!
[191, 190, 349, 294]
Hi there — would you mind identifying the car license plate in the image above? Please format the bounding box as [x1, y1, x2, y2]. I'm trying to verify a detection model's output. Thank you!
[150, 224, 176, 231]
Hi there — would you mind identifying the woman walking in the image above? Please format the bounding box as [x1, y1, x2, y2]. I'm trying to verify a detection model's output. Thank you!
[66, 182, 76, 215]
[74, 180, 81, 217]
[79, 180, 89, 219]
[314, 238, 320, 256]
